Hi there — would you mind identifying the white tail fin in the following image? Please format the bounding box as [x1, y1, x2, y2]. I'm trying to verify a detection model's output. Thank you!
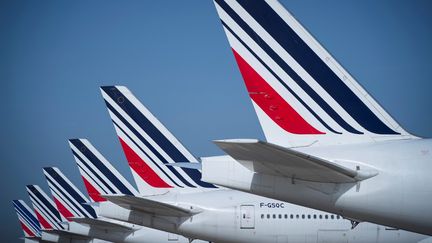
[213, 0, 414, 147]
[100, 86, 216, 194]
[43, 167, 97, 220]
[26, 185, 65, 231]
[69, 138, 138, 202]
[12, 199, 42, 238]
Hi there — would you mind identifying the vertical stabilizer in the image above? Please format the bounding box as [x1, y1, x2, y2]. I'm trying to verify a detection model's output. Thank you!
[213, 0, 414, 147]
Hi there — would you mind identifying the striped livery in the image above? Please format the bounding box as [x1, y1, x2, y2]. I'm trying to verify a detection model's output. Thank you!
[44, 167, 97, 220]
[26, 185, 65, 230]
[100, 86, 216, 193]
[12, 199, 42, 238]
[213, 0, 414, 147]
[69, 138, 138, 202]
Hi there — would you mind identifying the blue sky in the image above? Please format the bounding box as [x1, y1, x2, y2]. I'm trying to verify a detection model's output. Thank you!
[1, 0, 432, 241]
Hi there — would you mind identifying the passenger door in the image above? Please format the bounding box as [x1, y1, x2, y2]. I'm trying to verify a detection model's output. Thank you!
[240, 205, 255, 229]
[168, 233, 179, 241]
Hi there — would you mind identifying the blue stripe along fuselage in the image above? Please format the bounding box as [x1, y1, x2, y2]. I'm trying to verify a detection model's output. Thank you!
[13, 200, 42, 233]
[215, 0, 363, 134]
[233, 0, 399, 134]
[102, 87, 216, 188]
[70, 139, 135, 196]
[44, 168, 97, 218]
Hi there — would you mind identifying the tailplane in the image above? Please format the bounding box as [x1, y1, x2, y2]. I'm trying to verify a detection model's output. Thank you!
[68, 138, 138, 202]
[213, 0, 414, 147]
[26, 185, 65, 230]
[100, 85, 216, 194]
[43, 167, 97, 220]
[12, 199, 42, 238]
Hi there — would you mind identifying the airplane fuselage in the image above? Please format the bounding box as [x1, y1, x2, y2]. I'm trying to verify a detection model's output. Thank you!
[203, 138, 432, 236]
[99, 189, 430, 243]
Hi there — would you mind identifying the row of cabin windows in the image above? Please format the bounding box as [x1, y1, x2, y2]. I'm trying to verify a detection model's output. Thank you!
[260, 214, 341, 220]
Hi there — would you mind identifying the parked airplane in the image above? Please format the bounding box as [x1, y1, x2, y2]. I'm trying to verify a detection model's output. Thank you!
[12, 199, 42, 243]
[26, 184, 111, 243]
[68, 138, 207, 243]
[201, 0, 432, 236]
[44, 165, 202, 243]
[97, 85, 430, 243]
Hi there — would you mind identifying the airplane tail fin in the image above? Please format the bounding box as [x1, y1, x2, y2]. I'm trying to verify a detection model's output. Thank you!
[213, 0, 414, 147]
[68, 138, 139, 202]
[100, 85, 216, 194]
[12, 199, 42, 238]
[26, 185, 65, 231]
[43, 167, 97, 220]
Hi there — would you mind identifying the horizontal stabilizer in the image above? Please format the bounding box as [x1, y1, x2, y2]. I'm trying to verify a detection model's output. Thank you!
[70, 217, 135, 231]
[214, 139, 377, 183]
[102, 194, 199, 217]
[165, 162, 202, 170]
[43, 229, 91, 240]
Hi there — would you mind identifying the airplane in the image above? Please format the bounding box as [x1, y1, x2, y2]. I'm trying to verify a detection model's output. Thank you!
[200, 0, 432, 236]
[44, 165, 204, 243]
[96, 85, 430, 243]
[68, 138, 207, 243]
[26, 184, 111, 243]
[12, 199, 42, 243]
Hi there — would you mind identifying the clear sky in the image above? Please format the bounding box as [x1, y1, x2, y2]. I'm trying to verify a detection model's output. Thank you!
[1, 0, 432, 241]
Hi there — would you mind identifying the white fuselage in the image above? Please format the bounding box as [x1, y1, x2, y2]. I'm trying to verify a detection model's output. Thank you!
[42, 220, 205, 243]
[98, 189, 430, 243]
[202, 138, 432, 236]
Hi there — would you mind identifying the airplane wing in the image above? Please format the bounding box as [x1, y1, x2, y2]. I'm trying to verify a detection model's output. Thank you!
[70, 217, 135, 231]
[214, 139, 377, 183]
[102, 194, 199, 217]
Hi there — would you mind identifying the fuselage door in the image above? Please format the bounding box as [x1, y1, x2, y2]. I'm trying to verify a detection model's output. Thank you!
[240, 205, 255, 229]
[168, 233, 179, 241]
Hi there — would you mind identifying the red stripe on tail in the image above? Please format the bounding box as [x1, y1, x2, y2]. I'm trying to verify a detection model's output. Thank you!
[232, 49, 324, 134]
[119, 138, 173, 188]
[53, 197, 74, 221]
[35, 210, 52, 230]
[20, 222, 36, 237]
[82, 176, 107, 202]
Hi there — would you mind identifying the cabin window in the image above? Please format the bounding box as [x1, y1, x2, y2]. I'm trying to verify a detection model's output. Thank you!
[319, 215, 322, 219]
[273, 214, 276, 219]
[313, 215, 317, 219]
[284, 214, 288, 219]
[267, 214, 270, 219]
[290, 214, 293, 219]
[278, 214, 282, 219]
[261, 214, 264, 219]
[331, 215, 334, 219]
[307, 215, 311, 219]
[296, 214, 299, 219]
[325, 215, 328, 219]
